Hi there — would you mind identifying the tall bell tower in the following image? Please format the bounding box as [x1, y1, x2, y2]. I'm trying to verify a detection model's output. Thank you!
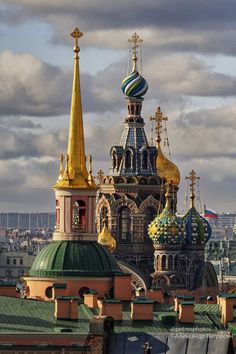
[53, 28, 98, 241]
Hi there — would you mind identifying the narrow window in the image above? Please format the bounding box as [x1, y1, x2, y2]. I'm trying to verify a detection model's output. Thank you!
[72, 200, 86, 230]
[119, 207, 131, 240]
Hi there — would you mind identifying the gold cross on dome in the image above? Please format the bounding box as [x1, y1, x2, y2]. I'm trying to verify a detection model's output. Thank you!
[128, 32, 143, 56]
[149, 107, 168, 144]
[186, 170, 200, 194]
[70, 27, 83, 53]
[186, 170, 200, 207]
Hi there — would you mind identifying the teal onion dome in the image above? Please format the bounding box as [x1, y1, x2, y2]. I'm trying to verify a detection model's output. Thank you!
[121, 70, 148, 97]
[182, 207, 211, 244]
[148, 207, 186, 245]
[29, 241, 120, 278]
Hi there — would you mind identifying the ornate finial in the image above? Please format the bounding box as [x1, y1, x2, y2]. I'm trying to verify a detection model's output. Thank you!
[57, 154, 64, 181]
[186, 170, 200, 208]
[164, 182, 172, 209]
[65, 154, 70, 180]
[88, 154, 92, 175]
[128, 32, 143, 72]
[95, 169, 104, 186]
[70, 27, 83, 56]
[150, 107, 168, 144]
[87, 154, 93, 186]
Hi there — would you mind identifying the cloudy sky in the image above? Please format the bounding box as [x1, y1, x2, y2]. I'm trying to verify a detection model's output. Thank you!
[0, 0, 236, 213]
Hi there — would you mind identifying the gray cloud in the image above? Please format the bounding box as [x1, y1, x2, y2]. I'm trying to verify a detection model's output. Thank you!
[1, 0, 236, 56]
[0, 158, 56, 211]
[0, 117, 42, 129]
[0, 51, 71, 116]
[165, 103, 236, 161]
[2, 50, 236, 119]
[177, 158, 236, 213]
[0, 123, 66, 160]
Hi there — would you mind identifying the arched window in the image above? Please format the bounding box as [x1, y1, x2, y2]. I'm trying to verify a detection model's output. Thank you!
[119, 207, 131, 240]
[100, 206, 108, 230]
[112, 151, 117, 169]
[168, 255, 173, 270]
[142, 150, 148, 170]
[117, 156, 122, 170]
[174, 255, 178, 270]
[125, 150, 132, 169]
[144, 207, 156, 239]
[56, 200, 60, 230]
[155, 254, 159, 271]
[72, 200, 86, 230]
[131, 104, 134, 115]
[162, 255, 166, 271]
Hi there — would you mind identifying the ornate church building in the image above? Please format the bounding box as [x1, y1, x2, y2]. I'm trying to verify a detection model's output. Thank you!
[24, 28, 217, 299]
[96, 35, 165, 267]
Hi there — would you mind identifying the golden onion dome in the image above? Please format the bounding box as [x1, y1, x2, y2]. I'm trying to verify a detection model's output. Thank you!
[98, 222, 116, 252]
[156, 143, 180, 186]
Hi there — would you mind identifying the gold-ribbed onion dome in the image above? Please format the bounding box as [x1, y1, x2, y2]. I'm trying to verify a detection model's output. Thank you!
[157, 144, 180, 186]
[98, 222, 116, 252]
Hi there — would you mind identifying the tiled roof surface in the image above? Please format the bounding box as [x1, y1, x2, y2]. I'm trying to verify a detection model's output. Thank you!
[0, 296, 89, 334]
[0, 297, 225, 335]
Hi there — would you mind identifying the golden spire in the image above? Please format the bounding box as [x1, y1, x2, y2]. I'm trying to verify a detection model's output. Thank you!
[53, 27, 94, 189]
[128, 32, 143, 72]
[150, 107, 180, 186]
[98, 219, 116, 252]
[186, 170, 200, 208]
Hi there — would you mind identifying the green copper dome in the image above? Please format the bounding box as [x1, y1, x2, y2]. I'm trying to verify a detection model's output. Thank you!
[29, 241, 120, 278]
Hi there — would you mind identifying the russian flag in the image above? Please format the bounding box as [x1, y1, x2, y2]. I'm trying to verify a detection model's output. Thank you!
[204, 205, 218, 219]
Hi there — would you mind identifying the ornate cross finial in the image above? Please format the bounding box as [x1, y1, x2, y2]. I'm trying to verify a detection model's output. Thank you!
[128, 32, 143, 56]
[70, 27, 83, 55]
[186, 170, 200, 208]
[149, 107, 168, 144]
[128, 32, 143, 71]
[95, 169, 104, 185]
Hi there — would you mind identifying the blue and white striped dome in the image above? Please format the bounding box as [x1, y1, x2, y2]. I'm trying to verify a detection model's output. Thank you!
[121, 70, 148, 97]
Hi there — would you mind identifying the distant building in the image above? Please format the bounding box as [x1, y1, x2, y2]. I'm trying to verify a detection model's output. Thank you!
[207, 212, 236, 228]
[0, 212, 56, 230]
[0, 251, 35, 281]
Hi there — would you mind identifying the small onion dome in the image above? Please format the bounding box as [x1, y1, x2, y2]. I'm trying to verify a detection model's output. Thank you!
[121, 70, 148, 97]
[157, 144, 180, 186]
[98, 223, 116, 252]
[148, 208, 185, 245]
[148, 186, 185, 245]
[182, 207, 211, 244]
